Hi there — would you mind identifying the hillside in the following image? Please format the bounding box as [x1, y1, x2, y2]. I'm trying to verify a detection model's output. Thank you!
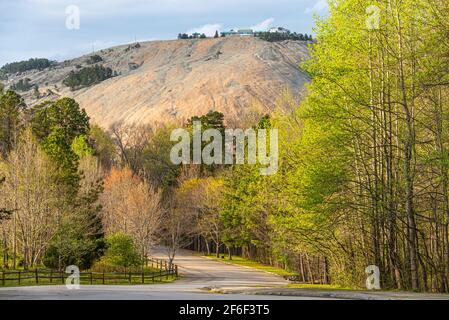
[4, 37, 311, 128]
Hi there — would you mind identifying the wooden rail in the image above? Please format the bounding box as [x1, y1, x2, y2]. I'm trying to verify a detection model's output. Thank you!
[148, 257, 178, 277]
[1, 262, 178, 287]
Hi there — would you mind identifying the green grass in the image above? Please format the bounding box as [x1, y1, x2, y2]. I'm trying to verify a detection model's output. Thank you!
[286, 283, 358, 291]
[203, 254, 298, 277]
[0, 269, 177, 288]
[203, 255, 364, 291]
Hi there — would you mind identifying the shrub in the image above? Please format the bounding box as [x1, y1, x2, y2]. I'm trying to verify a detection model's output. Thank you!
[42, 220, 106, 271]
[11, 78, 33, 91]
[87, 55, 103, 64]
[0, 70, 7, 80]
[99, 233, 141, 270]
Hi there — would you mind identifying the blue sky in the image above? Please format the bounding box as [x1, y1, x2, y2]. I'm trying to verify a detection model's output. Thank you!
[0, 0, 329, 66]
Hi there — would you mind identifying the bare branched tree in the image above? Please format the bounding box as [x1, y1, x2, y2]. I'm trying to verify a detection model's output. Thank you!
[0, 129, 59, 268]
[101, 168, 163, 267]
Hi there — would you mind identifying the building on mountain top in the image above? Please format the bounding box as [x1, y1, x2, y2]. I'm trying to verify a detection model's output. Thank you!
[221, 29, 254, 37]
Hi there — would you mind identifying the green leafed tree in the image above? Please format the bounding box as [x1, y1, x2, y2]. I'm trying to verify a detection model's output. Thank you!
[100, 232, 141, 270]
[88, 124, 116, 170]
[0, 90, 26, 157]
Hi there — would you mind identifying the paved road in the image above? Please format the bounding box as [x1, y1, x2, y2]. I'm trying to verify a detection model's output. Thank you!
[0, 248, 331, 300]
[151, 247, 287, 288]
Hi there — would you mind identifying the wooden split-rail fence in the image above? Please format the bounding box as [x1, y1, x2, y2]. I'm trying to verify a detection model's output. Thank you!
[1, 258, 178, 286]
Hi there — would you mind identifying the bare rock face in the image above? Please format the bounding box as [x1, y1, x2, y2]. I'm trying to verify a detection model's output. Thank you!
[5, 37, 310, 128]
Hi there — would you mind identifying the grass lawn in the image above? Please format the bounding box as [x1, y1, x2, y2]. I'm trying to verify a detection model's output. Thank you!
[286, 283, 359, 291]
[0, 268, 177, 288]
[203, 254, 298, 277]
[203, 254, 363, 291]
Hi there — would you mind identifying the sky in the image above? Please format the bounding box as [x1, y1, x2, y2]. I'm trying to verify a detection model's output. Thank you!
[0, 0, 329, 67]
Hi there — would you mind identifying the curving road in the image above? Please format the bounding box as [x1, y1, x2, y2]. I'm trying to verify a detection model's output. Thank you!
[151, 247, 287, 288]
[0, 248, 330, 300]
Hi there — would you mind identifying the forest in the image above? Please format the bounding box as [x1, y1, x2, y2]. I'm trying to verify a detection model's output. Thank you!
[62, 65, 114, 91]
[1, 58, 54, 75]
[255, 31, 313, 42]
[1, 0, 449, 293]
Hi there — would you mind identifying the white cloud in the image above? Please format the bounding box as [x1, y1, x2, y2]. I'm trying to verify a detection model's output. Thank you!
[251, 18, 275, 31]
[1, 0, 319, 66]
[187, 23, 222, 37]
[305, 0, 329, 14]
[224, 17, 275, 33]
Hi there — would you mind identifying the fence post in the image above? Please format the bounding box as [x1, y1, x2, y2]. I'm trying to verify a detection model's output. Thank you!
[1, 271, 4, 286]
[90, 272, 93, 285]
[18, 271, 21, 285]
[128, 272, 131, 284]
[175, 265, 178, 278]
[35, 269, 38, 284]
[50, 270, 53, 283]
[141, 271, 144, 284]
[102, 272, 105, 285]
[61, 271, 64, 284]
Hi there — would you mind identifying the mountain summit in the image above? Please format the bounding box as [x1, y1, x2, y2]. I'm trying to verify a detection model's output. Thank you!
[5, 37, 310, 128]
